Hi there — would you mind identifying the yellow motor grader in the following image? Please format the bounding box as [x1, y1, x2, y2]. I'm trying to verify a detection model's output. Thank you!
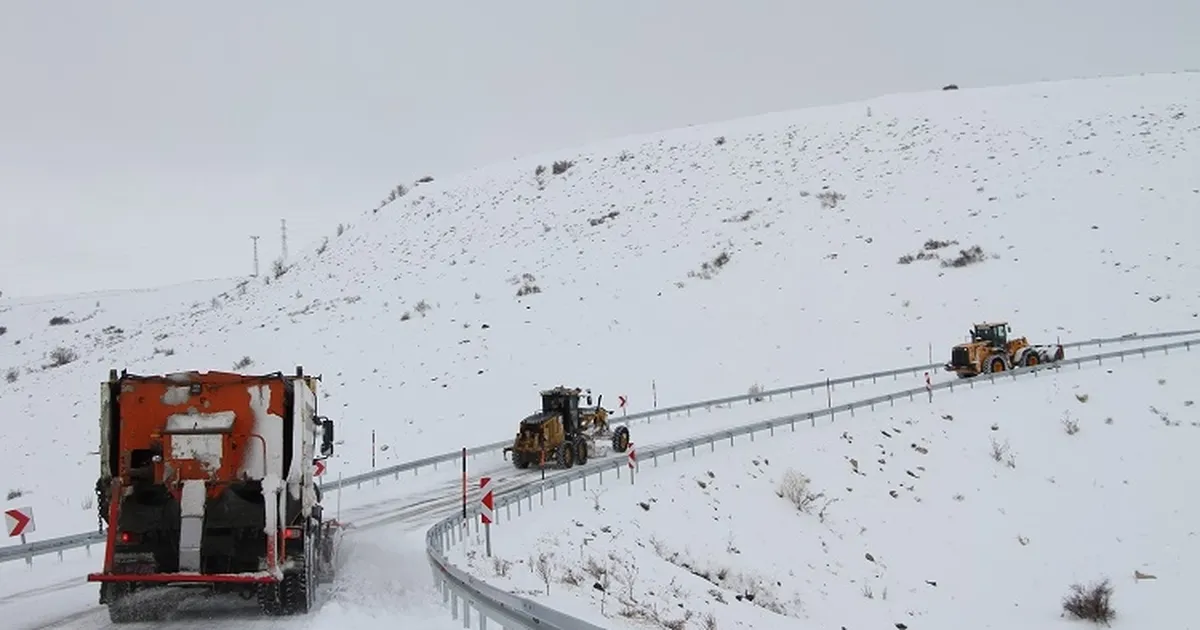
[944, 321, 1065, 378]
[503, 386, 631, 470]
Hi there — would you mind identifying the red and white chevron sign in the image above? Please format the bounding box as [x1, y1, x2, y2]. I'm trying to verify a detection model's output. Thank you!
[479, 476, 495, 524]
[4, 507, 35, 537]
[628, 444, 636, 469]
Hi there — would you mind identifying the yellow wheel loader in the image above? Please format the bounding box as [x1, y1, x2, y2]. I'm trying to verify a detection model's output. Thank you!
[944, 321, 1065, 378]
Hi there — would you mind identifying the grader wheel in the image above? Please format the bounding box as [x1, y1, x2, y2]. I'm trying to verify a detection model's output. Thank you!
[556, 442, 575, 469]
[611, 426, 630, 453]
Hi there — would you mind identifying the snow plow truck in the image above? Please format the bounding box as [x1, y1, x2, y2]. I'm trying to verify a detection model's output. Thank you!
[87, 367, 340, 622]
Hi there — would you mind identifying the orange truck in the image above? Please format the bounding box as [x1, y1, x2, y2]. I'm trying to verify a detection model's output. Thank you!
[86, 367, 340, 622]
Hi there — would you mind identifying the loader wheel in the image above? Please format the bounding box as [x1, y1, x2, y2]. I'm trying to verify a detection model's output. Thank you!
[556, 443, 574, 469]
[511, 452, 530, 470]
[574, 438, 589, 466]
[985, 356, 1007, 373]
[1024, 352, 1040, 367]
[611, 426, 630, 453]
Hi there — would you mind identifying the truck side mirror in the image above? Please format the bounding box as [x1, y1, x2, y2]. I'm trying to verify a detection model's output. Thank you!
[320, 418, 335, 457]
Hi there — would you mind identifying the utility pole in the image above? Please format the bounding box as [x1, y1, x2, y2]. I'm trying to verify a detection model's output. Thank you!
[280, 219, 288, 265]
[249, 235, 260, 277]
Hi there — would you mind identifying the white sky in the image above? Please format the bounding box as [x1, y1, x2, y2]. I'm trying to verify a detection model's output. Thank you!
[1, 0, 1197, 298]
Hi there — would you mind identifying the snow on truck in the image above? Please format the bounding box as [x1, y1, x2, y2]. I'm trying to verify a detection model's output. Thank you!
[87, 367, 340, 622]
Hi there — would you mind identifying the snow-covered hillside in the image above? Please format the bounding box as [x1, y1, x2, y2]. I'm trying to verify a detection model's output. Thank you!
[2, 71, 1198, 541]
[454, 348, 1200, 629]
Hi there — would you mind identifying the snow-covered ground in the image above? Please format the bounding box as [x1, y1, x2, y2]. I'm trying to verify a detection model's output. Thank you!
[0, 71, 1198, 628]
[3, 72, 1197, 543]
[453, 347, 1200, 629]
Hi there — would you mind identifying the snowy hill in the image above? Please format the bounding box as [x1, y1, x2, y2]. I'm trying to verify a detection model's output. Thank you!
[453, 346, 1200, 629]
[1, 71, 1198, 541]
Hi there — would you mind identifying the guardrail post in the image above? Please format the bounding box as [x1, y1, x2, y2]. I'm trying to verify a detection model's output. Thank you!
[480, 611, 489, 629]
[451, 592, 459, 620]
[691, 442, 696, 456]
[506, 503, 512, 519]
[750, 429, 755, 441]
[729, 433, 734, 447]
[583, 475, 588, 491]
[527, 494, 533, 512]
[673, 449, 677, 462]
[462, 599, 471, 627]
[790, 418, 795, 431]
[809, 413, 815, 428]
[553, 485, 558, 501]
[568, 479, 573, 497]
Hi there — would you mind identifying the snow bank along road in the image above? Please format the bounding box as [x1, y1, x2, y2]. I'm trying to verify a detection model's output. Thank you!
[3, 331, 1196, 629]
[426, 332, 1200, 630]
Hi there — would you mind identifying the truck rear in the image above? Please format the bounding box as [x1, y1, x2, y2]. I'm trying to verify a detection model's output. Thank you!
[87, 367, 339, 622]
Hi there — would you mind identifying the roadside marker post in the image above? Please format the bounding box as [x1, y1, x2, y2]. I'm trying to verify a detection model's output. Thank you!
[628, 445, 636, 485]
[480, 476, 495, 557]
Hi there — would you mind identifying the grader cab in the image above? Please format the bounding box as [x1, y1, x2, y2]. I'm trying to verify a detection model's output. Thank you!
[944, 321, 1065, 378]
[503, 386, 631, 470]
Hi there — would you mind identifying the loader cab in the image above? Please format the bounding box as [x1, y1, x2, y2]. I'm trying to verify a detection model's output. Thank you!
[970, 322, 1009, 347]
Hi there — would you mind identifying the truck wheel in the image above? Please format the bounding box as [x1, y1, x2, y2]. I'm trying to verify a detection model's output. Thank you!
[105, 584, 138, 624]
[511, 452, 529, 470]
[611, 426, 630, 453]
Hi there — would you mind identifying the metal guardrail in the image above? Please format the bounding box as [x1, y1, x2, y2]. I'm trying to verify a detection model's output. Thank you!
[2, 327, 1196, 567]
[425, 335, 1196, 629]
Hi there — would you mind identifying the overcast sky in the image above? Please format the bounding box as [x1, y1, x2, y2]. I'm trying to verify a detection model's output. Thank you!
[1, 0, 1197, 298]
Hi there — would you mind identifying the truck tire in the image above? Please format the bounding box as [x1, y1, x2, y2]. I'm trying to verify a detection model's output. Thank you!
[105, 584, 138, 624]
[259, 551, 314, 615]
[511, 452, 529, 470]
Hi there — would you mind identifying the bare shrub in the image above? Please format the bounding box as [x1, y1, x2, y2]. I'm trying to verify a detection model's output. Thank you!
[689, 251, 732, 280]
[1062, 413, 1080, 435]
[989, 437, 1017, 468]
[416, 175, 434, 184]
[49, 315, 71, 326]
[6, 488, 22, 500]
[233, 355, 253, 370]
[940, 245, 986, 268]
[776, 469, 822, 512]
[551, 160, 574, 175]
[897, 254, 915, 265]
[923, 238, 959, 250]
[0, 326, 7, 336]
[48, 346, 77, 367]
[414, 299, 432, 316]
[535, 553, 553, 594]
[4, 368, 17, 383]
[336, 223, 345, 236]
[1062, 579, 1115, 624]
[816, 189, 845, 209]
[492, 556, 511, 577]
[316, 237, 328, 255]
[589, 210, 620, 226]
[272, 258, 288, 279]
